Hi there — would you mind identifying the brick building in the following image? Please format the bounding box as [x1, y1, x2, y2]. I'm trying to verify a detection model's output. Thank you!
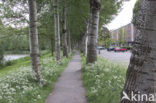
[110, 23, 135, 46]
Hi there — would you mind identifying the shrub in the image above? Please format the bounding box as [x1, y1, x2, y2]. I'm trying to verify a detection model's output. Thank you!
[121, 46, 132, 50]
[5, 60, 13, 66]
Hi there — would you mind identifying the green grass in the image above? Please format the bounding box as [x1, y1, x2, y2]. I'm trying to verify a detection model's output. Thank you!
[0, 52, 73, 103]
[0, 56, 30, 78]
[0, 50, 52, 77]
[81, 55, 126, 103]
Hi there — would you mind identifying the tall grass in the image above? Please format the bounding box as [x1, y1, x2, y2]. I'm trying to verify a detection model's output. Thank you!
[81, 56, 126, 103]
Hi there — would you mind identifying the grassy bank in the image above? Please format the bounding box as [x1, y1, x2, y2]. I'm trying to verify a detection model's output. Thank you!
[0, 51, 49, 77]
[0, 56, 30, 77]
[0, 52, 73, 103]
[81, 56, 126, 103]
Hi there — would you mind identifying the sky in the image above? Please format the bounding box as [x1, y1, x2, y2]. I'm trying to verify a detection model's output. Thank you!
[106, 0, 137, 30]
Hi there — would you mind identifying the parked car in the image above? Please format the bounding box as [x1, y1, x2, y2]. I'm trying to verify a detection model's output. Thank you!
[114, 47, 127, 52]
[97, 46, 105, 50]
[107, 46, 114, 51]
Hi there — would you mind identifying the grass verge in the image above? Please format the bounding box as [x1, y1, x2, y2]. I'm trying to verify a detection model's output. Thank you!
[0, 52, 73, 103]
[0, 51, 52, 77]
[0, 56, 30, 78]
[81, 55, 126, 103]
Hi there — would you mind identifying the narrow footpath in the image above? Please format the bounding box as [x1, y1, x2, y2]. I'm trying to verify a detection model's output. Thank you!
[46, 52, 87, 103]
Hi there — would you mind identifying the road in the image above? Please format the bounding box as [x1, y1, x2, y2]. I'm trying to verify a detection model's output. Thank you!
[99, 50, 131, 66]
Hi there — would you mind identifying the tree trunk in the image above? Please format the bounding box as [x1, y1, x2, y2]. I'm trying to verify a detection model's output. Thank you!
[82, 22, 89, 55]
[87, 0, 101, 64]
[68, 30, 72, 53]
[62, 2, 68, 57]
[121, 0, 156, 103]
[50, 37, 54, 56]
[71, 35, 74, 51]
[53, 0, 61, 61]
[81, 34, 87, 53]
[28, 0, 44, 85]
[85, 35, 88, 55]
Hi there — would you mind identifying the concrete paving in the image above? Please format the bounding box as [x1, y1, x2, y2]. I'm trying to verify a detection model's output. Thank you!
[99, 50, 131, 66]
[46, 52, 87, 103]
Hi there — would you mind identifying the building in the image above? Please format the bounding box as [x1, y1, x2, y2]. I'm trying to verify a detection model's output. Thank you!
[110, 23, 135, 46]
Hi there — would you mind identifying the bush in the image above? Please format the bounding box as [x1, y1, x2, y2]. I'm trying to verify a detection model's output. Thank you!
[121, 46, 132, 50]
[5, 60, 14, 66]
[81, 57, 126, 103]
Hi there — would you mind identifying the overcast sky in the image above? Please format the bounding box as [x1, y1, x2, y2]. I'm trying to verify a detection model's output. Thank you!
[106, 0, 137, 30]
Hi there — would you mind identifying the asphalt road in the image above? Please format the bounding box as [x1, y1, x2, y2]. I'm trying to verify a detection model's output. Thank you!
[99, 50, 132, 66]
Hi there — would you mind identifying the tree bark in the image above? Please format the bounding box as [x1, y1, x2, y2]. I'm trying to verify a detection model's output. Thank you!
[50, 37, 54, 56]
[62, 2, 68, 57]
[53, 0, 61, 61]
[68, 30, 72, 53]
[85, 35, 88, 55]
[28, 0, 44, 85]
[87, 0, 101, 64]
[121, 0, 156, 103]
[82, 22, 89, 55]
[71, 35, 75, 51]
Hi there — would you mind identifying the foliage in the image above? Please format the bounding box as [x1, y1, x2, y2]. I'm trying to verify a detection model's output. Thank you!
[38, 1, 54, 51]
[0, 0, 53, 53]
[0, 0, 29, 26]
[0, 52, 73, 103]
[0, 19, 30, 53]
[81, 56, 126, 103]
[98, 27, 112, 47]
[0, 0, 122, 51]
[133, 0, 140, 26]
[66, 0, 89, 40]
[121, 46, 132, 50]
[0, 22, 51, 53]
[100, 0, 122, 27]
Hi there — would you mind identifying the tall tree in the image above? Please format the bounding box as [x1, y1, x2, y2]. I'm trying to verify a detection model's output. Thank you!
[53, 0, 61, 61]
[67, 30, 72, 53]
[28, 0, 44, 85]
[81, 20, 89, 55]
[62, 0, 68, 57]
[121, 0, 156, 103]
[132, 0, 140, 26]
[87, 0, 101, 64]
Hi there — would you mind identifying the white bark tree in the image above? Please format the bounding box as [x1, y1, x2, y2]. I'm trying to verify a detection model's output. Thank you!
[53, 0, 61, 61]
[87, 0, 101, 64]
[28, 0, 44, 85]
[82, 21, 89, 55]
[121, 0, 156, 103]
[62, 1, 68, 57]
[68, 30, 72, 54]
